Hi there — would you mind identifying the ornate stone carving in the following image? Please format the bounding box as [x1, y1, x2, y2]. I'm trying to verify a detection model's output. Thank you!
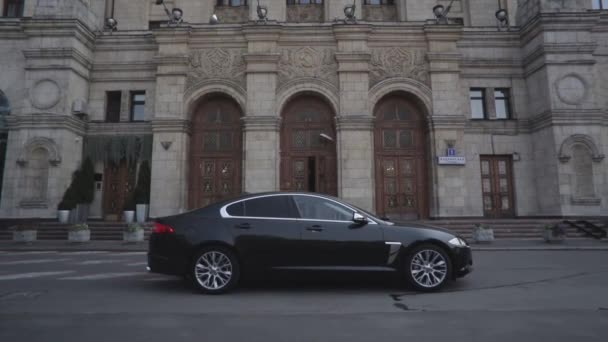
[278, 47, 338, 88]
[555, 73, 587, 105]
[30, 79, 61, 110]
[186, 49, 246, 91]
[369, 48, 429, 88]
[17, 136, 62, 167]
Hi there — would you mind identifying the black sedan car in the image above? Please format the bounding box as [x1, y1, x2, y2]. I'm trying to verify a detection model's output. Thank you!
[148, 192, 472, 294]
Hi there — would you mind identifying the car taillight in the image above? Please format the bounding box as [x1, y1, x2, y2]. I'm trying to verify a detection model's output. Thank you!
[153, 222, 175, 234]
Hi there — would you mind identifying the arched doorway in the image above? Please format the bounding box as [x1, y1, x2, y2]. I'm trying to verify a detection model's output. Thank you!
[189, 95, 243, 208]
[280, 95, 337, 195]
[374, 93, 429, 220]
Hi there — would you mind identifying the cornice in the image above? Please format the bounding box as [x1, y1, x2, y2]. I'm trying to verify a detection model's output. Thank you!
[429, 115, 467, 129]
[7, 114, 86, 135]
[152, 26, 191, 44]
[23, 47, 93, 70]
[519, 12, 599, 47]
[20, 18, 96, 49]
[335, 115, 374, 131]
[0, 18, 27, 39]
[242, 116, 281, 132]
[151, 119, 192, 134]
[332, 24, 373, 41]
[86, 122, 152, 136]
[423, 24, 463, 41]
[242, 23, 283, 41]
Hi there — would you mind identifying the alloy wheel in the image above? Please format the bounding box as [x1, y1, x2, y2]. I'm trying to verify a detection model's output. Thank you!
[194, 251, 233, 291]
[409, 249, 448, 288]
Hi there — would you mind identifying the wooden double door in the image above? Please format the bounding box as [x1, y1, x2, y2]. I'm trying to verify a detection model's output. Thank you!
[103, 161, 136, 220]
[189, 96, 242, 209]
[374, 95, 428, 221]
[280, 96, 337, 195]
[480, 155, 515, 218]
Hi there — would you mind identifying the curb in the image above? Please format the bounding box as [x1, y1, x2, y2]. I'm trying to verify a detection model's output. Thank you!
[471, 247, 608, 251]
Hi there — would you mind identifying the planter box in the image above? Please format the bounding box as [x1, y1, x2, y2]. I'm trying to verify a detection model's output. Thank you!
[13, 230, 37, 243]
[123, 230, 144, 243]
[543, 229, 565, 243]
[136, 204, 149, 223]
[472, 228, 495, 243]
[68, 230, 90, 243]
[123, 211, 135, 223]
[58, 210, 70, 223]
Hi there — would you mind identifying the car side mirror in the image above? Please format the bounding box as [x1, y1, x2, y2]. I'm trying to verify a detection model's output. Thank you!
[353, 212, 369, 224]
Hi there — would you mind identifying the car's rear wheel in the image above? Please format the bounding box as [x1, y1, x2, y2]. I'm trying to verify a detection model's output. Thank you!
[191, 246, 240, 294]
[404, 244, 452, 292]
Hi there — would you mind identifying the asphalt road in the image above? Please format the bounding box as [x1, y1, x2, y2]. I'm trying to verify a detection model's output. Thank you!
[0, 249, 607, 342]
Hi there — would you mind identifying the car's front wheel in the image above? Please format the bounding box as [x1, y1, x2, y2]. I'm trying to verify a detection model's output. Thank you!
[191, 246, 240, 294]
[404, 244, 452, 292]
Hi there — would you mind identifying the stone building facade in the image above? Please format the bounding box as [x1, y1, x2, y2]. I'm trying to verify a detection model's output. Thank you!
[0, 0, 606, 220]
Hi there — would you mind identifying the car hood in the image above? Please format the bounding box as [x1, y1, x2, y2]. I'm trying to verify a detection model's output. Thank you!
[387, 222, 456, 236]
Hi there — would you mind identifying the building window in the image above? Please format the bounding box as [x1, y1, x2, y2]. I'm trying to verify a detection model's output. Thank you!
[287, 0, 323, 4]
[3, 0, 24, 17]
[592, 0, 608, 9]
[364, 0, 395, 4]
[130, 91, 146, 122]
[494, 88, 511, 119]
[470, 88, 487, 119]
[217, 0, 248, 6]
[105, 91, 122, 123]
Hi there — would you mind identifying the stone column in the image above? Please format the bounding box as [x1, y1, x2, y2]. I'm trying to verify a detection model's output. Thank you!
[333, 24, 374, 211]
[424, 25, 472, 218]
[149, 28, 190, 217]
[242, 24, 282, 193]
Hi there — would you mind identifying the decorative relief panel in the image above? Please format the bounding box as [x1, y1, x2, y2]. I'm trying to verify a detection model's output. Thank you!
[278, 47, 338, 88]
[186, 49, 246, 91]
[30, 79, 61, 110]
[369, 48, 429, 88]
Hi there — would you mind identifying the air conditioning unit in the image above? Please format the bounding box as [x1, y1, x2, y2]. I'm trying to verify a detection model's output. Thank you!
[72, 99, 89, 120]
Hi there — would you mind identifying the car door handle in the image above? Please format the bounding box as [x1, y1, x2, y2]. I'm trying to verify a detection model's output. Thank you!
[306, 225, 324, 232]
[235, 223, 251, 229]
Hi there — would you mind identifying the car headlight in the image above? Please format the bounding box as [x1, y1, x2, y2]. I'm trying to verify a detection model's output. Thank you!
[448, 237, 467, 247]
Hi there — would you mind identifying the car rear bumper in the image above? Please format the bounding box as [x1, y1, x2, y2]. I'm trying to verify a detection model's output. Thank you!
[147, 233, 189, 276]
[452, 246, 473, 278]
[147, 253, 187, 276]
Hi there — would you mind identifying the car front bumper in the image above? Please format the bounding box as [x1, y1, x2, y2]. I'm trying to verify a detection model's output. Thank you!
[452, 246, 473, 278]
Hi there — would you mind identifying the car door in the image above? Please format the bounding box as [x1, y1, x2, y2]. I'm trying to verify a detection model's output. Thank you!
[292, 194, 386, 268]
[226, 195, 301, 269]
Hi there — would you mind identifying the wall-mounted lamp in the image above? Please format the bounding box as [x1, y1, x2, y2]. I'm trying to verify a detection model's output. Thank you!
[320, 133, 335, 143]
[155, 0, 183, 26]
[512, 152, 520, 161]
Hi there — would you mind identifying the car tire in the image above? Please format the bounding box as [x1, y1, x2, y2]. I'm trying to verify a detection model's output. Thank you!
[404, 244, 452, 292]
[191, 246, 240, 294]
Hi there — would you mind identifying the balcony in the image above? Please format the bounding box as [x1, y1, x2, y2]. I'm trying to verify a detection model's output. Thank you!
[362, 4, 397, 22]
[286, 4, 324, 23]
[214, 5, 249, 24]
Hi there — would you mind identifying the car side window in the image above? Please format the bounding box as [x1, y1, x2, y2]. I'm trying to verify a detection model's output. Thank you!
[226, 202, 244, 216]
[293, 196, 353, 221]
[242, 196, 295, 219]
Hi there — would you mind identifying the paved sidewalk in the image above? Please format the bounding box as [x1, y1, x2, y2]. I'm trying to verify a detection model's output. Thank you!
[0, 238, 607, 252]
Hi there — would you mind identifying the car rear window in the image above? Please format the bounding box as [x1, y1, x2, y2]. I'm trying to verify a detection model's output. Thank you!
[243, 196, 294, 218]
